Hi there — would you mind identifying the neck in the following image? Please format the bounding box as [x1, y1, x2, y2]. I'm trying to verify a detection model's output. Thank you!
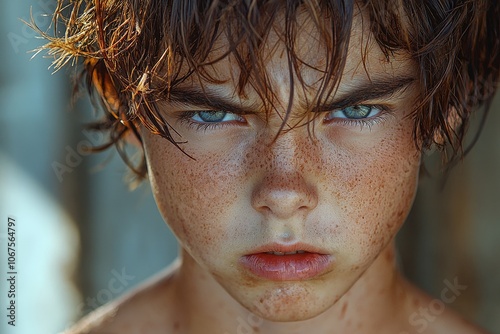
[171, 242, 411, 334]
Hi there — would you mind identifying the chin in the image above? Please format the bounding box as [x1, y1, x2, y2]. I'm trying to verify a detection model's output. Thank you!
[255, 307, 329, 323]
[238, 283, 338, 322]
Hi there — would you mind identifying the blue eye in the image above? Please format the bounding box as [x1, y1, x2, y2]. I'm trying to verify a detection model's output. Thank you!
[192, 110, 244, 123]
[325, 105, 382, 121]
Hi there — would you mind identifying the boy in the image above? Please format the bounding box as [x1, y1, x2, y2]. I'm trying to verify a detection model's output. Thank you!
[36, 0, 499, 333]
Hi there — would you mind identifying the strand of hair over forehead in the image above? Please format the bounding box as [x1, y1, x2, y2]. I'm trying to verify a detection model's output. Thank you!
[89, 0, 355, 144]
[33, 0, 500, 183]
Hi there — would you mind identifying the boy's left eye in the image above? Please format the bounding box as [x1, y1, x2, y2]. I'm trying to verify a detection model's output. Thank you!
[191, 110, 244, 123]
[324, 105, 381, 121]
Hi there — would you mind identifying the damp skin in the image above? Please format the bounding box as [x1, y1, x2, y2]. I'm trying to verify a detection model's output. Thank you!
[128, 13, 479, 334]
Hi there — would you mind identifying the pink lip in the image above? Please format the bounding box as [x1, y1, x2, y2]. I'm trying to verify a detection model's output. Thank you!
[239, 243, 334, 281]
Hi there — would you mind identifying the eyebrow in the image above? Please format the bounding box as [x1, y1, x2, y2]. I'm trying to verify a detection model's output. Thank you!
[314, 75, 416, 112]
[164, 88, 256, 115]
[163, 75, 415, 114]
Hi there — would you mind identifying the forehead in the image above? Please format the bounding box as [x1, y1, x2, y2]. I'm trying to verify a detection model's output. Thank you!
[164, 6, 416, 107]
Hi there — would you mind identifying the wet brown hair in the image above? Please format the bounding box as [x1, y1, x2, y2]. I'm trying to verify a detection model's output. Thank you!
[34, 0, 500, 182]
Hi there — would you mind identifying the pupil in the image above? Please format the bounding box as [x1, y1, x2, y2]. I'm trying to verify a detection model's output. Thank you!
[199, 111, 226, 122]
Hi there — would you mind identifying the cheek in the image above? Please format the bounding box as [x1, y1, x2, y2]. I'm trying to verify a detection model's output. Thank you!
[144, 134, 250, 264]
[320, 124, 421, 263]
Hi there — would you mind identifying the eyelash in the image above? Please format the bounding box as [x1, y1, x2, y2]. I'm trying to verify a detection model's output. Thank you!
[175, 105, 393, 132]
[324, 104, 393, 129]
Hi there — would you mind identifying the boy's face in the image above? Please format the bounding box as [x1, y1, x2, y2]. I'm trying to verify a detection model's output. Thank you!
[142, 12, 420, 320]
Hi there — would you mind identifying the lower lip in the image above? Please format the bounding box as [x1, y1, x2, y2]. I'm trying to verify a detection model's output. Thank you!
[239, 253, 333, 281]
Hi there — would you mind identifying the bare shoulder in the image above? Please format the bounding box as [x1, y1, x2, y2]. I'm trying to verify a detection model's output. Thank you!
[400, 279, 491, 334]
[62, 260, 181, 334]
[427, 306, 491, 334]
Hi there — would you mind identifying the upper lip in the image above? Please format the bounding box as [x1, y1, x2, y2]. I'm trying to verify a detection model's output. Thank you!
[244, 242, 330, 256]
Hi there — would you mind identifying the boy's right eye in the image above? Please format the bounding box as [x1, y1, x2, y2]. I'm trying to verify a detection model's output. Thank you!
[175, 110, 248, 131]
[192, 110, 244, 123]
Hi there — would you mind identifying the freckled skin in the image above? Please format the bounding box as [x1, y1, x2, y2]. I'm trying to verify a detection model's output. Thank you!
[144, 94, 420, 322]
[66, 10, 487, 334]
[142, 16, 423, 324]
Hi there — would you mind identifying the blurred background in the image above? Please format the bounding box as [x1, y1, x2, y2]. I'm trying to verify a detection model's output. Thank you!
[0, 1, 499, 333]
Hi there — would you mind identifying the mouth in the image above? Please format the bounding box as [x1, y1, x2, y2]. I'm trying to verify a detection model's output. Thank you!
[239, 244, 334, 281]
[265, 250, 306, 255]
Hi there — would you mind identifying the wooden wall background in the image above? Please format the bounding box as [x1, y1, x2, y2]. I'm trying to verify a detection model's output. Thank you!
[397, 91, 500, 331]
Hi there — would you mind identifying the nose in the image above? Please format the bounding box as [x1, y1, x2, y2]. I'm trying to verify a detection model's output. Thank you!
[251, 135, 318, 220]
[251, 173, 318, 219]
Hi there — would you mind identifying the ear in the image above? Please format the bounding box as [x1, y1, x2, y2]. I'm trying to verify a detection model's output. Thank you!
[86, 59, 142, 148]
[87, 58, 121, 116]
[433, 106, 462, 146]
